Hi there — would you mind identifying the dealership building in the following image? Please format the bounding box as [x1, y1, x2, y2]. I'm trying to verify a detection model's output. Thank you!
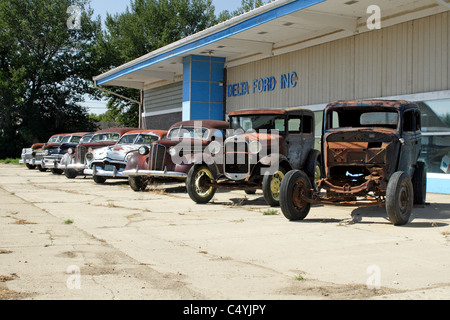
[94, 0, 450, 194]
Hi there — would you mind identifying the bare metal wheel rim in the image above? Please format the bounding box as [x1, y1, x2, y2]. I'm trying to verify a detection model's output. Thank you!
[398, 182, 410, 214]
[270, 170, 285, 201]
[194, 168, 214, 198]
[292, 179, 309, 211]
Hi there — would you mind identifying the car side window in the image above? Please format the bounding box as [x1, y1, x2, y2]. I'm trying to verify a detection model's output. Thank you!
[288, 116, 302, 134]
[403, 110, 415, 132]
[302, 115, 313, 134]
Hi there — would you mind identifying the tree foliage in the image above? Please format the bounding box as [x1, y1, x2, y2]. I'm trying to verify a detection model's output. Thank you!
[0, 0, 101, 158]
[97, 0, 217, 128]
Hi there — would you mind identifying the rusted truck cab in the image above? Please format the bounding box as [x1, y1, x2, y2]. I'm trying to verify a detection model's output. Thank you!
[280, 100, 426, 226]
[186, 108, 321, 206]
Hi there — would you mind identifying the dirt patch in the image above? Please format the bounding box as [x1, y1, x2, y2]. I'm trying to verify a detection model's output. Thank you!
[279, 278, 403, 299]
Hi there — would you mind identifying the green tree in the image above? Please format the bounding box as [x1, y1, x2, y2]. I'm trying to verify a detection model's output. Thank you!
[0, 0, 101, 158]
[96, 0, 217, 128]
[217, 0, 266, 22]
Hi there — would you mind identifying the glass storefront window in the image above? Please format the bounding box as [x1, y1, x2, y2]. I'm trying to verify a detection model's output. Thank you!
[417, 99, 450, 174]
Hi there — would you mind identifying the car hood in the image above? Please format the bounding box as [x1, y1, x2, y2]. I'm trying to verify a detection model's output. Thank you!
[92, 144, 143, 162]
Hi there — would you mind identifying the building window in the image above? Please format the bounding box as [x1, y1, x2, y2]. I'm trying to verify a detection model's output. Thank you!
[417, 99, 450, 174]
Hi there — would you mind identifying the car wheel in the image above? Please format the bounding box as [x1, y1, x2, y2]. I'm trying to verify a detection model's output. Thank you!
[186, 165, 216, 204]
[279, 170, 312, 221]
[26, 163, 36, 170]
[386, 171, 413, 226]
[64, 168, 78, 179]
[93, 176, 107, 184]
[51, 168, 63, 175]
[37, 165, 47, 172]
[412, 161, 427, 205]
[262, 167, 286, 207]
[128, 176, 148, 192]
[305, 150, 322, 191]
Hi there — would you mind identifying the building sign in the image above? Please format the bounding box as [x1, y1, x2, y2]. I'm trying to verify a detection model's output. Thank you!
[228, 72, 298, 97]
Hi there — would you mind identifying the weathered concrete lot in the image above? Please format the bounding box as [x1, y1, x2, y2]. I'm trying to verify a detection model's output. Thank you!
[1, 163, 449, 300]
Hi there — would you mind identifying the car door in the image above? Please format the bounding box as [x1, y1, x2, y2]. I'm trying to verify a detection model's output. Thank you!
[398, 109, 419, 177]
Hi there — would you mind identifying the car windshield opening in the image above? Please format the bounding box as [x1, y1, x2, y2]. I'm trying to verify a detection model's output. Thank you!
[135, 134, 159, 145]
[326, 108, 399, 130]
[91, 133, 121, 142]
[117, 134, 138, 145]
[230, 115, 285, 133]
[167, 127, 209, 140]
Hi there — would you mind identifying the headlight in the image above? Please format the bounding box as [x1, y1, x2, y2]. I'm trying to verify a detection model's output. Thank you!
[68, 148, 74, 155]
[138, 146, 149, 155]
[168, 147, 177, 157]
[208, 141, 221, 155]
[248, 141, 262, 154]
[85, 152, 93, 161]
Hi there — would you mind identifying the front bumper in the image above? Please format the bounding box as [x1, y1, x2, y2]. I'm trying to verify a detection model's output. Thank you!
[43, 156, 63, 169]
[84, 165, 126, 178]
[59, 163, 87, 172]
[122, 168, 187, 180]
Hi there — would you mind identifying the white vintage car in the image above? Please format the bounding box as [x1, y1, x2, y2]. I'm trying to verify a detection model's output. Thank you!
[83, 129, 167, 183]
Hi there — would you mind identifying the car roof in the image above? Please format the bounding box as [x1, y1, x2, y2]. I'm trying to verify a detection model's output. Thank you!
[122, 129, 168, 137]
[169, 120, 229, 130]
[326, 100, 416, 110]
[229, 109, 286, 116]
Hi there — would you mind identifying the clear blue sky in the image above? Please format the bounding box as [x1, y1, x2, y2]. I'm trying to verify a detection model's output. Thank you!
[85, 0, 244, 114]
[89, 0, 244, 22]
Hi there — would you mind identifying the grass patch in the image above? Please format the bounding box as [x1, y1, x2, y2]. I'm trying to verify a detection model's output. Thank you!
[0, 158, 20, 165]
[64, 219, 74, 224]
[263, 209, 278, 215]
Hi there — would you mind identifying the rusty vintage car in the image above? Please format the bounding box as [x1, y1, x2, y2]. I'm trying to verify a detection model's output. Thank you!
[42, 132, 93, 174]
[279, 100, 426, 226]
[60, 127, 138, 179]
[122, 120, 229, 193]
[185, 108, 321, 206]
[20, 133, 69, 171]
[83, 129, 167, 184]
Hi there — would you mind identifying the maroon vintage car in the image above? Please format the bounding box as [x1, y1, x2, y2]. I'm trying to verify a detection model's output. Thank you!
[122, 120, 229, 193]
[60, 127, 138, 179]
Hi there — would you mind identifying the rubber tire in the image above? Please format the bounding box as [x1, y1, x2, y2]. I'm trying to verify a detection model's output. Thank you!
[304, 150, 322, 191]
[64, 169, 78, 179]
[93, 175, 107, 184]
[386, 171, 414, 226]
[128, 176, 148, 192]
[279, 170, 312, 221]
[26, 163, 36, 170]
[186, 165, 216, 204]
[262, 167, 286, 207]
[37, 165, 47, 172]
[51, 168, 63, 175]
[412, 161, 427, 205]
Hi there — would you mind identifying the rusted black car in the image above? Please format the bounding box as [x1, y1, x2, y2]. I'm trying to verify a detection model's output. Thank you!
[280, 100, 426, 226]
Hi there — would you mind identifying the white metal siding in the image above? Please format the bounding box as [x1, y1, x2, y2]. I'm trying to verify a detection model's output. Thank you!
[226, 12, 450, 112]
[143, 82, 182, 114]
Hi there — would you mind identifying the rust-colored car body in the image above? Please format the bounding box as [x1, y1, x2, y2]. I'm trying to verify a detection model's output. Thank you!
[279, 100, 425, 226]
[317, 100, 421, 202]
[60, 127, 138, 178]
[211, 108, 319, 206]
[123, 120, 229, 181]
